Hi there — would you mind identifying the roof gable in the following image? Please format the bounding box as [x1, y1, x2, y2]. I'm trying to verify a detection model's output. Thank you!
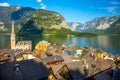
[43, 55, 64, 64]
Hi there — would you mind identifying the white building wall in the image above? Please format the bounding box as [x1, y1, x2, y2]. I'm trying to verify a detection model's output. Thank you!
[15, 45, 31, 50]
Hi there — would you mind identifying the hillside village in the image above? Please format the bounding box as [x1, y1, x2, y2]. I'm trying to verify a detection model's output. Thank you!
[1, 41, 120, 80]
[0, 21, 120, 80]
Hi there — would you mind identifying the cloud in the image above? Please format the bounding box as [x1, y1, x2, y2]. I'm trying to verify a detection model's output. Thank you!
[41, 5, 47, 9]
[99, 6, 118, 14]
[105, 7, 118, 12]
[40, 3, 47, 9]
[110, 1, 120, 4]
[36, 0, 47, 9]
[37, 0, 42, 3]
[104, 6, 118, 14]
[0, 2, 10, 7]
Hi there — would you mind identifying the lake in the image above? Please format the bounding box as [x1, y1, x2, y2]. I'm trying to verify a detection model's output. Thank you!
[0, 35, 120, 55]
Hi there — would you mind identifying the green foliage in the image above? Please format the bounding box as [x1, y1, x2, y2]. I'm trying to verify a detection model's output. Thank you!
[42, 28, 73, 36]
[18, 9, 70, 36]
[18, 20, 43, 35]
[18, 37, 23, 41]
[7, 43, 11, 49]
[70, 32, 97, 36]
[31, 9, 64, 29]
[42, 28, 97, 37]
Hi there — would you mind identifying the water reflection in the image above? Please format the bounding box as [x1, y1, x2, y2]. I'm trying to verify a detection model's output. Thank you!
[0, 35, 120, 55]
[64, 35, 120, 55]
[18, 35, 68, 49]
[0, 35, 10, 48]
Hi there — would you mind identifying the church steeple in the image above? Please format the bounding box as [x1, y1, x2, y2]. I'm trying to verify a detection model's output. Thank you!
[11, 21, 16, 49]
[11, 21, 15, 34]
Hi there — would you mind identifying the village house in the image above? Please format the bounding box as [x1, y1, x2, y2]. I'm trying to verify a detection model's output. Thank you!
[66, 61, 87, 80]
[35, 40, 51, 52]
[42, 55, 64, 67]
[74, 49, 83, 57]
[49, 61, 87, 80]
[84, 67, 120, 80]
[0, 49, 14, 64]
[49, 64, 72, 80]
[82, 48, 113, 76]
[93, 49, 106, 59]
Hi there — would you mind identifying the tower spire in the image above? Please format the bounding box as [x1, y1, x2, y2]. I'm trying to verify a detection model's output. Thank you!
[11, 21, 16, 49]
[12, 21, 15, 34]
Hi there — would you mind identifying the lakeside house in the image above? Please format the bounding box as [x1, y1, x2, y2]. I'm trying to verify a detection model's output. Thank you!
[35, 40, 51, 52]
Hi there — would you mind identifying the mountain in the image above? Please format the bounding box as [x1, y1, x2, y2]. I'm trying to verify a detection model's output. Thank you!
[1, 6, 119, 34]
[69, 15, 120, 34]
[32, 10, 69, 29]
[0, 6, 17, 33]
[0, 6, 35, 33]
[68, 22, 83, 31]
[18, 9, 69, 35]
[0, 6, 69, 34]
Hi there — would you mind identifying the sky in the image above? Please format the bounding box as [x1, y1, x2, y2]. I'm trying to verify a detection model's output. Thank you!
[0, 0, 120, 23]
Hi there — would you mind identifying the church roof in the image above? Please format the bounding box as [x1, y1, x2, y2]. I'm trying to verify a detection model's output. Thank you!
[16, 41, 31, 45]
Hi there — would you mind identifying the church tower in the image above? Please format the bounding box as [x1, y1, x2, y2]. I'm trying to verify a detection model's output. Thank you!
[11, 21, 16, 49]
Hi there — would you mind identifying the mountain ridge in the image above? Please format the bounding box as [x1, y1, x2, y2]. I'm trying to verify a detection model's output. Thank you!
[0, 6, 35, 33]
[0, 6, 120, 34]
[0, 6, 69, 34]
[68, 15, 120, 34]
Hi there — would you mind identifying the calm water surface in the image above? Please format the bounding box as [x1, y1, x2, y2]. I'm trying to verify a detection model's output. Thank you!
[65, 35, 120, 55]
[0, 35, 120, 55]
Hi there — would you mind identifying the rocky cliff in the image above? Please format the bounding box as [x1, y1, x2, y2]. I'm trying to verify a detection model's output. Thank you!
[0, 6, 69, 34]
[69, 15, 120, 34]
